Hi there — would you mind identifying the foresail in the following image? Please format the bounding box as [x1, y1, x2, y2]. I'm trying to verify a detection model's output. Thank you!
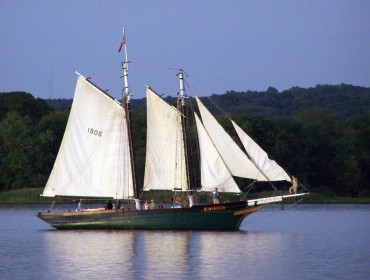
[195, 113, 240, 193]
[195, 97, 267, 181]
[143, 88, 188, 191]
[232, 121, 291, 182]
[42, 75, 134, 199]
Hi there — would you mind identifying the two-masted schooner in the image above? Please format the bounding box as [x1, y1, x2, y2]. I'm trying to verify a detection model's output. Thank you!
[38, 30, 309, 230]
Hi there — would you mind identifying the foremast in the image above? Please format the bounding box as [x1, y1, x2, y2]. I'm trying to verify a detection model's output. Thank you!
[120, 28, 138, 199]
[176, 69, 193, 193]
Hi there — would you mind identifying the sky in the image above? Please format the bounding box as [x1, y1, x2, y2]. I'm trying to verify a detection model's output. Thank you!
[1, 0, 369, 100]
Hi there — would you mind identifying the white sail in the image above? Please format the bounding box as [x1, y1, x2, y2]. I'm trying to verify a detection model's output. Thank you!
[42, 75, 134, 199]
[143, 88, 188, 191]
[195, 97, 267, 181]
[195, 113, 240, 193]
[232, 121, 291, 182]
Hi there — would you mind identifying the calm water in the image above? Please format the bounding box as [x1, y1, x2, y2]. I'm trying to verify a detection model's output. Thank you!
[0, 204, 369, 280]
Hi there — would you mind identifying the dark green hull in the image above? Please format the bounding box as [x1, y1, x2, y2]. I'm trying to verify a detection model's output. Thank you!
[38, 202, 265, 231]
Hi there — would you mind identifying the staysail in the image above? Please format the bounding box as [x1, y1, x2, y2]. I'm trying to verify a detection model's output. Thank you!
[42, 75, 134, 199]
[232, 121, 291, 182]
[195, 113, 240, 193]
[143, 87, 188, 191]
[195, 97, 267, 181]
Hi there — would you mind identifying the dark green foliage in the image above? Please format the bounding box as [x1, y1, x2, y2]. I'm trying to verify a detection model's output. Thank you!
[0, 112, 34, 190]
[0, 92, 68, 192]
[130, 111, 146, 190]
[332, 113, 370, 196]
[0, 84, 369, 198]
[0, 92, 52, 120]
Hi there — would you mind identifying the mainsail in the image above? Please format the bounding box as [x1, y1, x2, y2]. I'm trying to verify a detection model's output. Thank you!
[232, 121, 291, 182]
[143, 87, 188, 191]
[42, 75, 134, 199]
[195, 97, 267, 181]
[194, 113, 240, 193]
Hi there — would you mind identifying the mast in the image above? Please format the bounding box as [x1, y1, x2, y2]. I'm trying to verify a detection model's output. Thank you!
[120, 28, 138, 199]
[176, 69, 193, 192]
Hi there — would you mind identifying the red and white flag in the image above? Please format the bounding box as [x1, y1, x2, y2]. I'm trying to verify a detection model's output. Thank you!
[118, 32, 126, 52]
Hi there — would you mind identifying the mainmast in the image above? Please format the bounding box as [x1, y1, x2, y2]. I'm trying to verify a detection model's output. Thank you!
[176, 69, 193, 192]
[120, 28, 138, 199]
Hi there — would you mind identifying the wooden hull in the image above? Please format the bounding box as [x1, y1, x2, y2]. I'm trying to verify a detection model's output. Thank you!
[37, 201, 265, 231]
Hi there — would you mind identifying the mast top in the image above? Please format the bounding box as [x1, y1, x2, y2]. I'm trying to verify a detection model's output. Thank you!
[177, 69, 188, 106]
[119, 27, 132, 103]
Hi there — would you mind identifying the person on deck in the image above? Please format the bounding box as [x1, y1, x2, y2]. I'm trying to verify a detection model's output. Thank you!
[105, 200, 113, 210]
[210, 188, 220, 204]
[169, 198, 179, 208]
[149, 199, 156, 209]
[289, 175, 299, 194]
[143, 201, 149, 210]
[77, 199, 83, 211]
[116, 201, 122, 210]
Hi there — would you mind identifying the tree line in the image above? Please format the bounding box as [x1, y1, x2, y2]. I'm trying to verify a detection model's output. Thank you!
[0, 84, 369, 197]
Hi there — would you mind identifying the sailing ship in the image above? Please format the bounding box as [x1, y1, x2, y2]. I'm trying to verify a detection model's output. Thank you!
[38, 30, 309, 230]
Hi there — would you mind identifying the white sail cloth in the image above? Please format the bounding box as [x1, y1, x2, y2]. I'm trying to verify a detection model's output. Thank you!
[195, 97, 267, 181]
[195, 113, 240, 193]
[232, 121, 291, 182]
[143, 88, 188, 191]
[42, 75, 134, 199]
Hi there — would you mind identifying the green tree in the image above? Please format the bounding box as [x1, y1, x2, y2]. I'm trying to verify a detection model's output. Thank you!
[0, 93, 68, 191]
[0, 112, 35, 190]
[31, 110, 70, 187]
[333, 114, 370, 196]
[297, 108, 339, 192]
[0, 92, 52, 120]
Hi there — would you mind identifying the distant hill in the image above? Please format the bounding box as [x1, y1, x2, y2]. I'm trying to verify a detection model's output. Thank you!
[44, 84, 370, 119]
[44, 98, 73, 111]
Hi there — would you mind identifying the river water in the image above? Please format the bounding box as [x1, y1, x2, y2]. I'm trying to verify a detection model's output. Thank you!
[0, 204, 369, 280]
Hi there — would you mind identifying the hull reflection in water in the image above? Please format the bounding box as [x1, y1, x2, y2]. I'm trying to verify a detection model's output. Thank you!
[41, 228, 287, 279]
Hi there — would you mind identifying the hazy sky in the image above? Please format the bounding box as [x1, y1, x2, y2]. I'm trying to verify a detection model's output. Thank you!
[1, 0, 369, 100]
